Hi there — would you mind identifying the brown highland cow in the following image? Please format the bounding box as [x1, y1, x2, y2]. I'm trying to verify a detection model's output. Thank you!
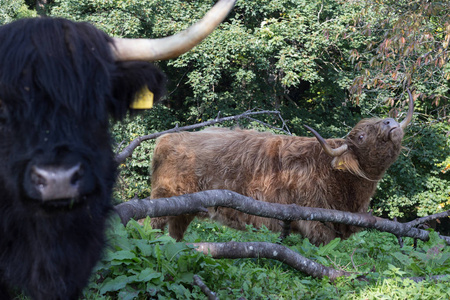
[150, 93, 414, 246]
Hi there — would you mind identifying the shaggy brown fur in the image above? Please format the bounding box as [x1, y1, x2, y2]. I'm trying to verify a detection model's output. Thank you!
[150, 117, 405, 246]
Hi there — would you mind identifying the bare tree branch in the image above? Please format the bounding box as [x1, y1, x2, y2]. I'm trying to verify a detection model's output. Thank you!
[114, 189, 450, 244]
[405, 211, 450, 228]
[193, 275, 218, 300]
[114, 110, 287, 164]
[189, 242, 350, 281]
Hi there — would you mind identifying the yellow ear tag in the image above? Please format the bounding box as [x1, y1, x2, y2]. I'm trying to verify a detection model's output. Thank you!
[131, 86, 154, 109]
[335, 161, 346, 170]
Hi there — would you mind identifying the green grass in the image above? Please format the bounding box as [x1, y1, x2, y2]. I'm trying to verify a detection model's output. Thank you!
[81, 216, 450, 299]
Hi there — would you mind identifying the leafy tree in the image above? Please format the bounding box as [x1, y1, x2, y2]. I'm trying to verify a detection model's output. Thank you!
[348, 0, 450, 111]
[0, 0, 36, 24]
[24, 0, 450, 218]
[49, 0, 368, 132]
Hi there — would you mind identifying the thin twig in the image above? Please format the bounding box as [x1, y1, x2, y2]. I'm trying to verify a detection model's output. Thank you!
[244, 116, 289, 133]
[277, 111, 292, 135]
[350, 249, 358, 271]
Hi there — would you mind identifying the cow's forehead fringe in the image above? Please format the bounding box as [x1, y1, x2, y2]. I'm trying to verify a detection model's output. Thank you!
[0, 18, 116, 119]
[354, 117, 383, 128]
[349, 117, 385, 135]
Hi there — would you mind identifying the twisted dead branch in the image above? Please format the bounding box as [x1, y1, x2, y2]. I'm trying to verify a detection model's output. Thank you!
[115, 110, 289, 164]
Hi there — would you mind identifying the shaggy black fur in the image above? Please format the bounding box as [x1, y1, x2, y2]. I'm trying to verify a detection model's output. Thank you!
[0, 18, 165, 299]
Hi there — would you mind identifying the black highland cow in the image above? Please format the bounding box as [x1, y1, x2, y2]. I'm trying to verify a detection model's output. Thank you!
[0, 1, 235, 299]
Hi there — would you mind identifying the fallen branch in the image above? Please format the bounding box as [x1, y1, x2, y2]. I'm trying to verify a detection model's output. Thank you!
[190, 242, 450, 284]
[115, 110, 287, 164]
[193, 275, 218, 300]
[407, 274, 450, 283]
[189, 242, 350, 281]
[114, 189, 450, 244]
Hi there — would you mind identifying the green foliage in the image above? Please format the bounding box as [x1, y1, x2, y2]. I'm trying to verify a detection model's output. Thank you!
[161, 0, 369, 130]
[50, 0, 159, 36]
[348, 0, 450, 108]
[49, 0, 367, 129]
[85, 216, 225, 299]
[112, 114, 154, 201]
[0, 0, 36, 24]
[375, 121, 450, 218]
[83, 218, 450, 299]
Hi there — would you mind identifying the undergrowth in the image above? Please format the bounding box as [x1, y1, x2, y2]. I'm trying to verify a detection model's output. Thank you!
[82, 216, 450, 299]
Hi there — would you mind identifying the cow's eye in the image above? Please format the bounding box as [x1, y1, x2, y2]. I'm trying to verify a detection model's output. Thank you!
[358, 133, 365, 142]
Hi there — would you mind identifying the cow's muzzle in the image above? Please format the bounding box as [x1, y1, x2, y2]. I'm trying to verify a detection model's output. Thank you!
[382, 118, 403, 141]
[24, 160, 94, 204]
[30, 164, 82, 201]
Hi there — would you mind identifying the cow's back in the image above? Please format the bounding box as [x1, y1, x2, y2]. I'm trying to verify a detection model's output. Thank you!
[152, 128, 288, 198]
[152, 128, 336, 204]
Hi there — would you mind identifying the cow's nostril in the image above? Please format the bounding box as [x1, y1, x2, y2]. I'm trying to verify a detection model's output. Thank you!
[70, 166, 84, 185]
[31, 169, 47, 188]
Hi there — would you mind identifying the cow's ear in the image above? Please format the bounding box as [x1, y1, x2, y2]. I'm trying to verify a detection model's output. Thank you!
[331, 151, 364, 177]
[110, 61, 166, 119]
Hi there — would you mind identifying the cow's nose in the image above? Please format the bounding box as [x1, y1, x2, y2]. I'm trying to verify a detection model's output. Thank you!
[29, 163, 83, 201]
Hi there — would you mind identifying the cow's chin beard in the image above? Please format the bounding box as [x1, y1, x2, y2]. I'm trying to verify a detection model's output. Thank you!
[41, 197, 84, 209]
[25, 195, 88, 213]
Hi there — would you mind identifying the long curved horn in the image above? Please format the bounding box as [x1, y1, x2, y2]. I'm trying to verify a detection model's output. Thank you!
[112, 0, 236, 61]
[400, 88, 414, 130]
[304, 125, 348, 157]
